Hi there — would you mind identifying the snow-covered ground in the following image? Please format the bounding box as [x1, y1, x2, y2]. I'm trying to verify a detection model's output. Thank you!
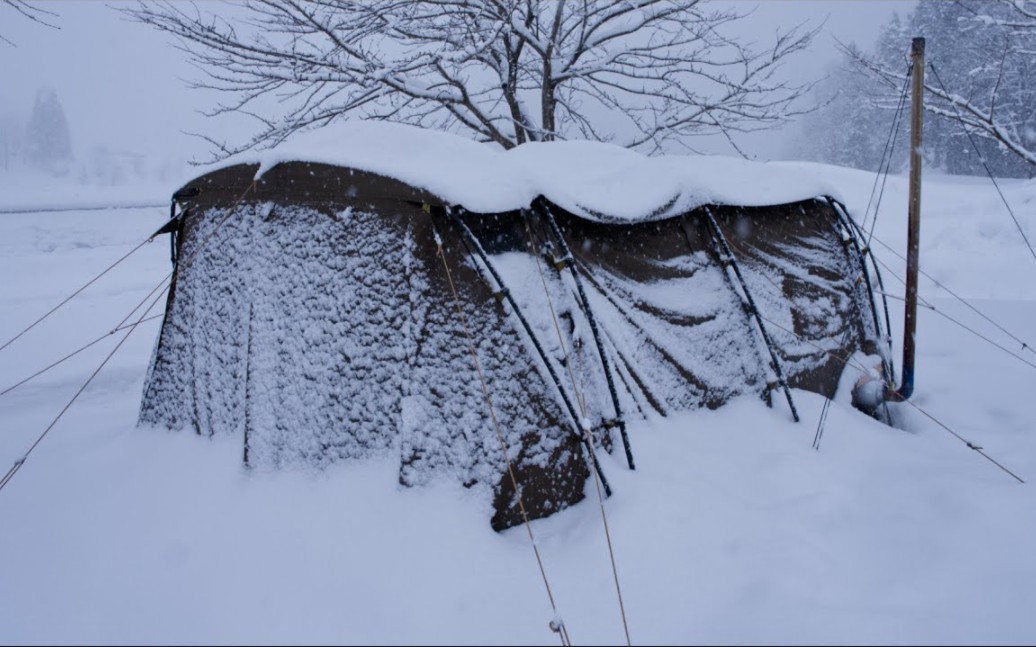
[1, 162, 1034, 645]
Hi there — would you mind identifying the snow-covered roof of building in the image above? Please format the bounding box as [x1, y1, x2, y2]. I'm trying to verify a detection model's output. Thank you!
[207, 121, 840, 222]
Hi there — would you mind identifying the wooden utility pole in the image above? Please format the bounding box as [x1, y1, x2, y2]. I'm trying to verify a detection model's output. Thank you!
[892, 37, 925, 401]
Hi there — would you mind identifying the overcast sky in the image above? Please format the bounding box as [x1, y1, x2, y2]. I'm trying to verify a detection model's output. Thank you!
[0, 1, 917, 165]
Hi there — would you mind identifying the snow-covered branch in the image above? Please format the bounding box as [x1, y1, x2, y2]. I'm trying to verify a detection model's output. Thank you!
[126, 0, 816, 158]
[842, 0, 1036, 172]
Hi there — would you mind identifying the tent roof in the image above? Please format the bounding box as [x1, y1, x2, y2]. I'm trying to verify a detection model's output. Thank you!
[197, 121, 841, 222]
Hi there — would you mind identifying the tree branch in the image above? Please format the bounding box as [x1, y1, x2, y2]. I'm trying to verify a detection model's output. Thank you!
[125, 0, 816, 157]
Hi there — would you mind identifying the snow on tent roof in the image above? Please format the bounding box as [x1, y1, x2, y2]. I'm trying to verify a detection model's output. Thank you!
[206, 120, 842, 221]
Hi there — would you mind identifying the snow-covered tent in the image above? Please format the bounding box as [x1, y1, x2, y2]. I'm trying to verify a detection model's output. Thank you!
[141, 123, 887, 530]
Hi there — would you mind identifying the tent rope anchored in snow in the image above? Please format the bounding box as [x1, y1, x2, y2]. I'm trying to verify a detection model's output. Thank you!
[431, 214, 579, 645]
[139, 122, 892, 530]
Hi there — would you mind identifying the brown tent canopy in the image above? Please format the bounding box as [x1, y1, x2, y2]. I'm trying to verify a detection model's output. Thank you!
[142, 157, 889, 530]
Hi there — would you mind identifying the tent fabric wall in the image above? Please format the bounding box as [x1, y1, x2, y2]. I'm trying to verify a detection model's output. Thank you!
[140, 161, 877, 529]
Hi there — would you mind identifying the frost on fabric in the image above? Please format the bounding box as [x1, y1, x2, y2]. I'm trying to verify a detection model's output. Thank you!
[710, 203, 872, 398]
[140, 200, 587, 530]
[141, 203, 408, 465]
[489, 250, 612, 444]
[398, 216, 587, 530]
[563, 220, 762, 415]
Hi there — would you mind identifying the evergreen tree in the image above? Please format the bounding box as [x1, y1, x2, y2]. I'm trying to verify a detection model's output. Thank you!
[791, 1, 1036, 178]
[902, 0, 1035, 176]
[25, 88, 72, 174]
[789, 14, 909, 171]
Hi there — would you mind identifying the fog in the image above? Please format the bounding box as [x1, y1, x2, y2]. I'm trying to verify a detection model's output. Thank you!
[0, 0, 916, 176]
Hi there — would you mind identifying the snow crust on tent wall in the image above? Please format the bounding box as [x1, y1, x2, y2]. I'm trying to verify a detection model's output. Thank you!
[485, 204, 869, 413]
[140, 201, 590, 528]
[141, 203, 407, 462]
[196, 121, 845, 222]
[534, 215, 764, 412]
[709, 204, 873, 393]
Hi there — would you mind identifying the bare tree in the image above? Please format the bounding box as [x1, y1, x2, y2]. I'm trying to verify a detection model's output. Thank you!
[844, 0, 1036, 169]
[126, 0, 818, 158]
[1, 0, 59, 46]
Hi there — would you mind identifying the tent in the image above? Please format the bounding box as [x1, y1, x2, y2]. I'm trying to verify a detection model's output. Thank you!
[141, 123, 889, 530]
